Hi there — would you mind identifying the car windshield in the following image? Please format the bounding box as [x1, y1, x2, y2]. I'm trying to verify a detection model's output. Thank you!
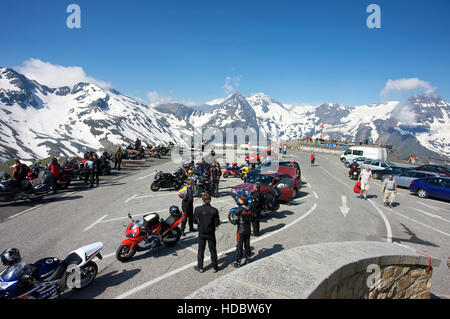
[248, 174, 274, 186]
[386, 162, 397, 167]
[0, 261, 26, 281]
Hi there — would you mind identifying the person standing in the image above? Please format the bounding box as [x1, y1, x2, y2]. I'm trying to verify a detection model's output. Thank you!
[310, 152, 316, 166]
[12, 159, 30, 190]
[382, 174, 397, 208]
[233, 194, 254, 268]
[358, 166, 373, 200]
[209, 161, 221, 198]
[193, 193, 220, 273]
[178, 180, 195, 236]
[48, 158, 61, 194]
[250, 183, 265, 237]
[114, 146, 123, 171]
[90, 153, 101, 188]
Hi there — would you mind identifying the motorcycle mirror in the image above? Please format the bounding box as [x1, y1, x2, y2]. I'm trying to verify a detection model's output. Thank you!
[128, 213, 133, 220]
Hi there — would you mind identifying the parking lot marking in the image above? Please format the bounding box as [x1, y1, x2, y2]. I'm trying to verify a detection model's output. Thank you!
[137, 172, 156, 181]
[115, 203, 317, 299]
[412, 207, 450, 223]
[313, 191, 319, 199]
[374, 202, 450, 238]
[135, 193, 174, 200]
[83, 214, 108, 232]
[124, 194, 138, 203]
[320, 166, 393, 243]
[416, 201, 441, 211]
[6, 204, 44, 221]
[368, 199, 392, 242]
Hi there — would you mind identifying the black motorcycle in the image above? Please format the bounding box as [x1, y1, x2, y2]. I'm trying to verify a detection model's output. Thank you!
[192, 174, 213, 197]
[260, 186, 282, 217]
[0, 164, 53, 203]
[150, 168, 186, 192]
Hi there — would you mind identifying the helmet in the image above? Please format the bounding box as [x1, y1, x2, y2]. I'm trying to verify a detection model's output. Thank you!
[1, 248, 21, 266]
[290, 161, 295, 166]
[232, 162, 237, 167]
[169, 206, 182, 217]
[228, 208, 239, 225]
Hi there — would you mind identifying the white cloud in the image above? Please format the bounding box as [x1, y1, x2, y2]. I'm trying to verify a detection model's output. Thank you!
[381, 78, 436, 97]
[147, 90, 198, 107]
[16, 58, 112, 89]
[222, 75, 242, 94]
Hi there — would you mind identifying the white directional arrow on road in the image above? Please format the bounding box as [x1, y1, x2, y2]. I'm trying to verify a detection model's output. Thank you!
[339, 195, 350, 217]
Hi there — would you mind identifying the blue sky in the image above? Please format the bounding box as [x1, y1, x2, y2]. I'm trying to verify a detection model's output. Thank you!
[1, 0, 449, 106]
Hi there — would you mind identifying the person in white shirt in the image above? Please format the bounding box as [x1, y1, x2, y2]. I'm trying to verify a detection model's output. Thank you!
[358, 166, 373, 200]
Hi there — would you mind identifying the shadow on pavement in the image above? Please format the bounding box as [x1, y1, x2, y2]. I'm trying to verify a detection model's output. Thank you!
[61, 268, 141, 299]
[391, 223, 440, 248]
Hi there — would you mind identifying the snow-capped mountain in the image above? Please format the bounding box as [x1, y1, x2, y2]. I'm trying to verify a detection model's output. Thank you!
[156, 91, 450, 160]
[0, 68, 193, 161]
[1, 67, 448, 161]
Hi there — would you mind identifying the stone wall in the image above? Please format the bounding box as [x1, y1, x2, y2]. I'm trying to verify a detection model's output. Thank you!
[324, 264, 433, 299]
[188, 242, 441, 300]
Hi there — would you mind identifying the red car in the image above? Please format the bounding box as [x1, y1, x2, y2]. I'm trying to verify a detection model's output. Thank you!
[231, 166, 301, 201]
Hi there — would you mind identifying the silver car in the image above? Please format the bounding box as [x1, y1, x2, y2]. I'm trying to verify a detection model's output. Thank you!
[381, 170, 442, 188]
[361, 160, 397, 171]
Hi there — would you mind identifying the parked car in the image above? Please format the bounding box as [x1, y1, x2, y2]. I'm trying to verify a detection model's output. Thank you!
[344, 157, 370, 168]
[361, 160, 397, 171]
[245, 160, 301, 183]
[382, 170, 442, 188]
[340, 146, 387, 163]
[413, 165, 450, 177]
[231, 166, 300, 201]
[371, 166, 414, 180]
[409, 177, 450, 201]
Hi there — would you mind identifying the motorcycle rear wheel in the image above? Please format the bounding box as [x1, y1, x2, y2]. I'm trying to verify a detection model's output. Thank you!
[162, 228, 182, 247]
[116, 245, 136, 262]
[223, 172, 229, 178]
[74, 261, 98, 289]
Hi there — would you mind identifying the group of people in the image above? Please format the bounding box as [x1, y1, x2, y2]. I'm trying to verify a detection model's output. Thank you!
[357, 166, 398, 207]
[179, 178, 266, 273]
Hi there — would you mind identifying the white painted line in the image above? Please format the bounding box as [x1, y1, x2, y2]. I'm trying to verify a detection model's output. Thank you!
[7, 204, 44, 220]
[416, 201, 440, 211]
[320, 166, 393, 244]
[313, 191, 319, 199]
[124, 194, 138, 203]
[61, 191, 76, 198]
[115, 203, 317, 299]
[99, 209, 167, 224]
[83, 214, 108, 232]
[135, 193, 174, 200]
[412, 207, 450, 223]
[374, 202, 450, 238]
[137, 172, 156, 181]
[368, 199, 392, 243]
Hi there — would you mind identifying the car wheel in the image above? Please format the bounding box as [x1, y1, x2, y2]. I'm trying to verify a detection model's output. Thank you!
[292, 188, 298, 199]
[340, 158, 346, 163]
[417, 189, 429, 199]
[372, 173, 380, 179]
[345, 162, 350, 168]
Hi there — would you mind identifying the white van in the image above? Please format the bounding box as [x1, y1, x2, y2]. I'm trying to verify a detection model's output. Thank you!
[340, 146, 387, 163]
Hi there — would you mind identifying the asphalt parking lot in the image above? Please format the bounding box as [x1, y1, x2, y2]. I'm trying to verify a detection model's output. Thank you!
[0, 151, 448, 299]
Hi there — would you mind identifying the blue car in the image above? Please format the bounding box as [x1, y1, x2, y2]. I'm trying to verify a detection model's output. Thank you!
[409, 177, 450, 201]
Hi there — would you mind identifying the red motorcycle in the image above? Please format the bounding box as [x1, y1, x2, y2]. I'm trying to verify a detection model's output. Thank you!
[223, 163, 243, 179]
[116, 206, 185, 262]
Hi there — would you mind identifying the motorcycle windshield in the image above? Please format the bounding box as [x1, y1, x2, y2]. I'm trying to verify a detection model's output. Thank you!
[130, 220, 143, 230]
[1, 261, 26, 281]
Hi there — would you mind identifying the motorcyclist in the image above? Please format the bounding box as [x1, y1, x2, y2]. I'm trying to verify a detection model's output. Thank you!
[12, 160, 30, 190]
[135, 138, 142, 150]
[48, 158, 61, 194]
[114, 147, 123, 171]
[178, 179, 195, 236]
[233, 194, 254, 268]
[250, 182, 265, 237]
[348, 161, 360, 177]
[209, 161, 221, 198]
